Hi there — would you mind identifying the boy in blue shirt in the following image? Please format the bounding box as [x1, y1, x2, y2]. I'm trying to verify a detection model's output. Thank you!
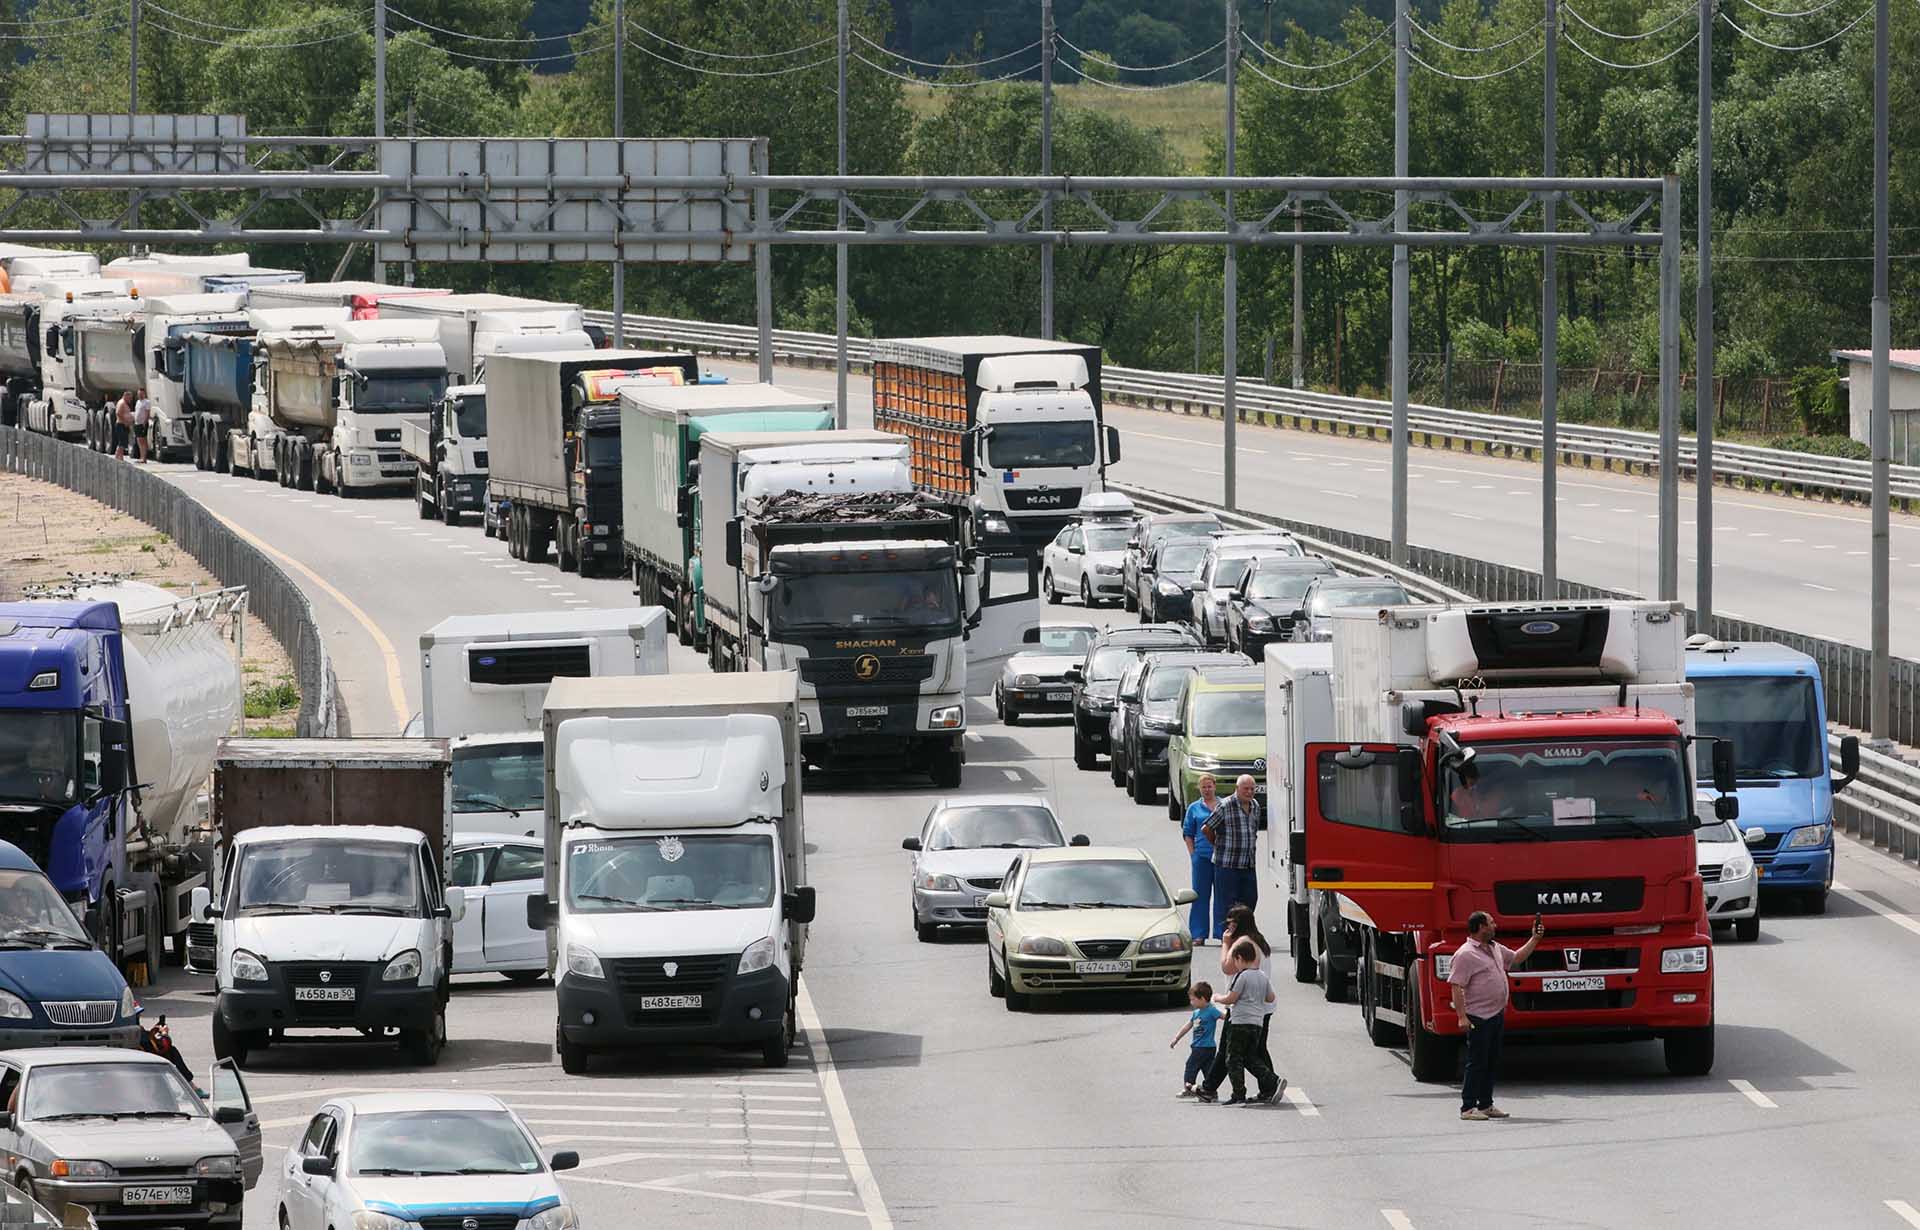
[1169, 981, 1223, 1097]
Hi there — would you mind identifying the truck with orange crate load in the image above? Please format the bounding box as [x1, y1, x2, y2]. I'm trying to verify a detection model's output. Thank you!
[871, 336, 1121, 554]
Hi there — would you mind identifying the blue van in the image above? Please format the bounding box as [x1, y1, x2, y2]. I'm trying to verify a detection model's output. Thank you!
[1686, 640, 1861, 914]
[0, 840, 140, 1046]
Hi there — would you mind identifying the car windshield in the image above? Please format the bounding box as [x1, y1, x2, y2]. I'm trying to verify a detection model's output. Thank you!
[928, 805, 1064, 850]
[567, 833, 774, 912]
[1692, 675, 1821, 780]
[1145, 667, 1194, 702]
[1118, 660, 1150, 699]
[1158, 543, 1209, 574]
[24, 1063, 202, 1120]
[231, 840, 422, 915]
[358, 370, 446, 412]
[0, 712, 76, 805]
[1153, 521, 1220, 544]
[1309, 583, 1409, 615]
[0, 869, 89, 944]
[1192, 690, 1263, 737]
[1081, 524, 1131, 552]
[1208, 557, 1255, 589]
[1695, 819, 1739, 844]
[1018, 859, 1169, 909]
[451, 393, 486, 438]
[1443, 737, 1693, 841]
[772, 569, 958, 634]
[451, 740, 543, 814]
[1248, 569, 1328, 600]
[1086, 647, 1134, 683]
[350, 1109, 541, 1176]
[987, 420, 1097, 469]
[1032, 626, 1094, 655]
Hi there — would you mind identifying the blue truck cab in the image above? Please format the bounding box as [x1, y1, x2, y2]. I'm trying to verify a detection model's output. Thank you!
[1686, 639, 1861, 913]
[0, 840, 140, 1046]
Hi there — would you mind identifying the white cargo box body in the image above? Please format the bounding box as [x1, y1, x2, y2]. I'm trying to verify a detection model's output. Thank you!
[376, 293, 586, 382]
[420, 606, 669, 739]
[1263, 642, 1335, 903]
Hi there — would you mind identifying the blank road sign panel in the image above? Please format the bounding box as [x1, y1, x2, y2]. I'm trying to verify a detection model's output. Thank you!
[376, 138, 757, 265]
[25, 113, 248, 173]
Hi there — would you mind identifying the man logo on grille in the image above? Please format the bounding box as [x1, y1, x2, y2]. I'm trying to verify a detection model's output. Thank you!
[855, 654, 881, 681]
[1564, 949, 1582, 972]
[663, 962, 678, 979]
[318, 970, 332, 984]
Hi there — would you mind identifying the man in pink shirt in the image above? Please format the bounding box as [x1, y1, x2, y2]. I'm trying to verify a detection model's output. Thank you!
[1447, 909, 1544, 1121]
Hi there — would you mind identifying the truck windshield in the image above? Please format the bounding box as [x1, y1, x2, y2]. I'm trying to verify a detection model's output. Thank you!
[452, 393, 487, 438]
[358, 370, 447, 411]
[1692, 676, 1821, 780]
[0, 868, 90, 945]
[567, 834, 774, 912]
[1442, 737, 1693, 842]
[771, 569, 958, 634]
[585, 430, 620, 468]
[1191, 690, 1262, 737]
[987, 421, 1097, 469]
[231, 840, 423, 915]
[452, 741, 543, 815]
[0, 712, 76, 805]
[23, 1063, 202, 1121]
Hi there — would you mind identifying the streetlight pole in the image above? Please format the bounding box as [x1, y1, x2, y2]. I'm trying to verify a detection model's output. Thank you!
[1696, 0, 1716, 628]
[1041, 0, 1055, 339]
[1222, 0, 1239, 510]
[835, 0, 849, 425]
[1541, 0, 1559, 598]
[1389, 0, 1410, 564]
[1870, 0, 1891, 739]
[612, 0, 625, 346]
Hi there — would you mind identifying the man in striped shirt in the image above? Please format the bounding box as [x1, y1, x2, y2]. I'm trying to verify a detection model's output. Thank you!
[1203, 774, 1263, 939]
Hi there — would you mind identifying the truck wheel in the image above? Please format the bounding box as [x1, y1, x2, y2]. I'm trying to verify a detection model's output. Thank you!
[441, 480, 464, 527]
[1663, 1024, 1715, 1076]
[401, 1003, 446, 1066]
[214, 428, 231, 474]
[1319, 922, 1350, 1002]
[1291, 906, 1317, 983]
[211, 1016, 250, 1066]
[1043, 570, 1060, 605]
[526, 518, 550, 564]
[762, 998, 795, 1068]
[1073, 730, 1096, 771]
[556, 1026, 590, 1075]
[1406, 1002, 1457, 1083]
[930, 742, 963, 789]
[416, 475, 434, 520]
[1361, 935, 1407, 1047]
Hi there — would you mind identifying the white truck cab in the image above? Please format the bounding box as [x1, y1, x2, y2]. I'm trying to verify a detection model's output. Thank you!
[24, 279, 137, 439]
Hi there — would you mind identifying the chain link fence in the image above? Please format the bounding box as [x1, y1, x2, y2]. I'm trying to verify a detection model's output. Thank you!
[0, 427, 338, 737]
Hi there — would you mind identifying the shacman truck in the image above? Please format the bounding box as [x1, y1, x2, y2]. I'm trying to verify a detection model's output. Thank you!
[0, 579, 245, 972]
[143, 292, 254, 462]
[251, 317, 448, 495]
[528, 673, 815, 1073]
[486, 348, 699, 574]
[1295, 599, 1738, 1080]
[697, 430, 977, 786]
[620, 382, 835, 647]
[872, 335, 1122, 552]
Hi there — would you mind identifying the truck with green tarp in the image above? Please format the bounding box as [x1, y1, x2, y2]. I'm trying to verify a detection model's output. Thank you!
[620, 382, 834, 647]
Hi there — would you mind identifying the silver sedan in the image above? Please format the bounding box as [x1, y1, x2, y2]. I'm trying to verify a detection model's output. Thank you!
[902, 796, 1088, 940]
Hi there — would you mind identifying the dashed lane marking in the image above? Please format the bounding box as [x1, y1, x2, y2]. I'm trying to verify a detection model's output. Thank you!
[1121, 427, 1266, 454]
[1382, 1211, 1416, 1230]
[1729, 1079, 1777, 1109]
[1886, 1200, 1920, 1228]
[1804, 583, 1837, 593]
[1283, 1085, 1319, 1117]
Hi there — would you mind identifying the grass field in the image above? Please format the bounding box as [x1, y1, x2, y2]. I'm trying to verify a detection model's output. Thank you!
[903, 82, 1225, 170]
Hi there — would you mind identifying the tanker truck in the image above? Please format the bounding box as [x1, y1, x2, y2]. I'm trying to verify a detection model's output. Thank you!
[0, 579, 246, 973]
[143, 292, 254, 462]
[20, 278, 137, 441]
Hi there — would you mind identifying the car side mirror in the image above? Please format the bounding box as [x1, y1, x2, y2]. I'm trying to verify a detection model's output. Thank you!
[675, 485, 693, 529]
[1714, 796, 1740, 821]
[960, 432, 975, 471]
[983, 892, 1010, 909]
[214, 1105, 245, 1125]
[1068, 543, 1083, 556]
[190, 886, 212, 922]
[1835, 734, 1861, 793]
[1743, 826, 1767, 845]
[526, 893, 553, 930]
[1174, 888, 1197, 905]
[444, 886, 467, 923]
[550, 1150, 580, 1172]
[0, 1111, 13, 1129]
[901, 837, 922, 852]
[1070, 834, 1090, 847]
[1022, 627, 1041, 644]
[1164, 720, 1184, 736]
[301, 1156, 334, 1177]
[1064, 667, 1083, 685]
[784, 885, 817, 925]
[1711, 739, 1737, 795]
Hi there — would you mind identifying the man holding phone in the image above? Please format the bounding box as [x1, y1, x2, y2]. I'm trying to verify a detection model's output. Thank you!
[1447, 909, 1545, 1121]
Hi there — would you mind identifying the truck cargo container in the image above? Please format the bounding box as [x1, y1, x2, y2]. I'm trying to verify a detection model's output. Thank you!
[375, 293, 590, 384]
[106, 254, 304, 302]
[141, 292, 254, 462]
[5, 254, 102, 296]
[620, 382, 834, 646]
[0, 295, 42, 428]
[219, 307, 346, 480]
[486, 348, 699, 575]
[872, 335, 1121, 552]
[70, 308, 149, 451]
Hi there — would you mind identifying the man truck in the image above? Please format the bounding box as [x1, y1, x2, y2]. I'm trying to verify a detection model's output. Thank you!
[1297, 600, 1737, 1080]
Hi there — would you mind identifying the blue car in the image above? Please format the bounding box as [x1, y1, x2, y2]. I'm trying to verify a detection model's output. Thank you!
[0, 841, 140, 1047]
[1687, 639, 1860, 914]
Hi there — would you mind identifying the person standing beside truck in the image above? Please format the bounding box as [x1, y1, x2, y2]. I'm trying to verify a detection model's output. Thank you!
[112, 390, 133, 459]
[132, 391, 152, 463]
[1182, 773, 1220, 942]
[1204, 774, 1263, 939]
[1448, 910, 1544, 1122]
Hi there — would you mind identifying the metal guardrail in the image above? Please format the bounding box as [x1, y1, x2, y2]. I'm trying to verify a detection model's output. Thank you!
[1830, 733, 1920, 864]
[595, 311, 1920, 505]
[0, 427, 339, 738]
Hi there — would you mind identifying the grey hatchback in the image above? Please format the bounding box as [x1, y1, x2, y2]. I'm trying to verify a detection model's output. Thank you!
[0, 1048, 261, 1228]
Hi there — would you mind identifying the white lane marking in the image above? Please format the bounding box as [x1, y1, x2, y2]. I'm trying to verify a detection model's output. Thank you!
[550, 590, 576, 597]
[1804, 583, 1837, 592]
[1283, 1085, 1320, 1117]
[1572, 535, 1606, 545]
[1507, 490, 1528, 497]
[799, 977, 893, 1228]
[1318, 490, 1360, 499]
[354, 513, 376, 519]
[1192, 468, 1223, 476]
[1813, 544, 1837, 551]
[1612, 507, 1634, 514]
[565, 599, 592, 605]
[538, 584, 563, 590]
[1832, 885, 1920, 937]
[1123, 427, 1266, 454]
[565, 1173, 866, 1218]
[1849, 550, 1869, 556]
[1748, 532, 1770, 539]
[1472, 484, 1494, 490]
[1450, 513, 1484, 522]
[1729, 1079, 1777, 1109]
[1781, 538, 1803, 544]
[1578, 502, 1599, 508]
[1382, 1212, 1416, 1230]
[1436, 479, 1460, 486]
[1887, 1200, 1920, 1227]
[540, 1134, 829, 1148]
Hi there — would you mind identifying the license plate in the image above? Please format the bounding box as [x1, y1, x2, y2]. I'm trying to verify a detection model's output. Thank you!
[1540, 975, 1606, 993]
[973, 894, 988, 906]
[640, 994, 703, 1010]
[1254, 785, 1267, 797]
[1046, 691, 1071, 702]
[293, 986, 355, 1002]
[122, 1186, 193, 1206]
[1073, 959, 1133, 975]
[845, 705, 888, 717]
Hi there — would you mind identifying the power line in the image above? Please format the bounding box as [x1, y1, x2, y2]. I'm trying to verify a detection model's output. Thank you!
[1238, 52, 1393, 92]
[854, 32, 1042, 70]
[1053, 33, 1222, 73]
[1718, 5, 1873, 49]
[1563, 28, 1701, 67]
[1407, 18, 1539, 55]
[854, 52, 1038, 87]
[1055, 57, 1223, 90]
[1240, 25, 1391, 70]
[145, 18, 367, 49]
[1561, 5, 1698, 40]
[0, 18, 127, 40]
[388, 7, 594, 44]
[146, 3, 369, 33]
[629, 23, 834, 61]
[1734, 0, 1851, 17]
[619, 37, 833, 77]
[419, 35, 616, 64]
[1409, 44, 1546, 80]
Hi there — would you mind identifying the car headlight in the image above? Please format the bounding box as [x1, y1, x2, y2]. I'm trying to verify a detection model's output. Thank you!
[1245, 613, 1271, 629]
[1311, 628, 1333, 642]
[192, 1155, 239, 1178]
[0, 991, 31, 1021]
[1433, 953, 1453, 981]
[50, 1160, 113, 1179]
[928, 705, 964, 729]
[1141, 716, 1175, 732]
[1094, 563, 1120, 575]
[1016, 673, 1039, 688]
[120, 986, 137, 1019]
[528, 1206, 580, 1230]
[231, 948, 268, 983]
[1156, 579, 1182, 595]
[1186, 754, 1223, 770]
[1720, 852, 1754, 881]
[381, 949, 422, 983]
[1018, 936, 1068, 956]
[738, 935, 777, 975]
[352, 1213, 413, 1230]
[565, 944, 604, 980]
[1139, 932, 1188, 954]
[1786, 823, 1831, 849]
[919, 873, 963, 892]
[1660, 945, 1709, 974]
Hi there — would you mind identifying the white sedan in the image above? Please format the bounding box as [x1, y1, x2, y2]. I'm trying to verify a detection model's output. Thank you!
[450, 832, 549, 981]
[1696, 813, 1760, 942]
[1042, 520, 1135, 606]
[281, 1092, 580, 1230]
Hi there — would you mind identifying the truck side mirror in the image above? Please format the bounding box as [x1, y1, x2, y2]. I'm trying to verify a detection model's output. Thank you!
[725, 520, 742, 569]
[190, 885, 215, 922]
[443, 885, 467, 923]
[1834, 734, 1861, 793]
[1105, 425, 1122, 464]
[97, 719, 130, 794]
[526, 893, 554, 930]
[1022, 627, 1041, 644]
[784, 885, 817, 925]
[1396, 747, 1425, 835]
[1714, 796, 1741, 820]
[960, 433, 975, 471]
[1064, 666, 1083, 685]
[1711, 739, 1737, 795]
[675, 485, 693, 530]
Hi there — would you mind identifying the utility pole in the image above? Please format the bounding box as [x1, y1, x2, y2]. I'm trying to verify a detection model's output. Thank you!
[128, 0, 140, 252]
[612, 0, 625, 347]
[1696, 0, 1716, 628]
[1222, 0, 1239, 510]
[1659, 175, 1681, 602]
[404, 98, 416, 287]
[835, 0, 849, 425]
[1040, 0, 1056, 339]
[372, 0, 387, 284]
[1292, 199, 1303, 388]
[1540, 0, 1559, 598]
[1389, 0, 1410, 564]
[1871, 0, 1891, 739]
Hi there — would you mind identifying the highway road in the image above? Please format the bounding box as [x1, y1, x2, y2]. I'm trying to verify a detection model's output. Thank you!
[119, 437, 1920, 1229]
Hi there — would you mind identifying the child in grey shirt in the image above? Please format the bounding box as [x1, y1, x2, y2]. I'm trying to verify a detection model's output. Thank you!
[1197, 938, 1283, 1105]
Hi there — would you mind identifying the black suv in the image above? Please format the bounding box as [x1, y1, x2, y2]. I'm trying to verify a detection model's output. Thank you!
[1136, 536, 1215, 625]
[1067, 625, 1200, 770]
[1226, 558, 1338, 658]
[1123, 513, 1222, 612]
[1115, 650, 1251, 804]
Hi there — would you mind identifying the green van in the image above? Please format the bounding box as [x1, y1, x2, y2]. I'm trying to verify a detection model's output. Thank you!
[1166, 668, 1267, 822]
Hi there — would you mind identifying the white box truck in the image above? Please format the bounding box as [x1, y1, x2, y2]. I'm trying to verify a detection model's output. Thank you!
[529, 673, 814, 1073]
[1261, 642, 1339, 988]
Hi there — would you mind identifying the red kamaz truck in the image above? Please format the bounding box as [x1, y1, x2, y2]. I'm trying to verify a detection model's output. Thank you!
[1296, 600, 1737, 1080]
